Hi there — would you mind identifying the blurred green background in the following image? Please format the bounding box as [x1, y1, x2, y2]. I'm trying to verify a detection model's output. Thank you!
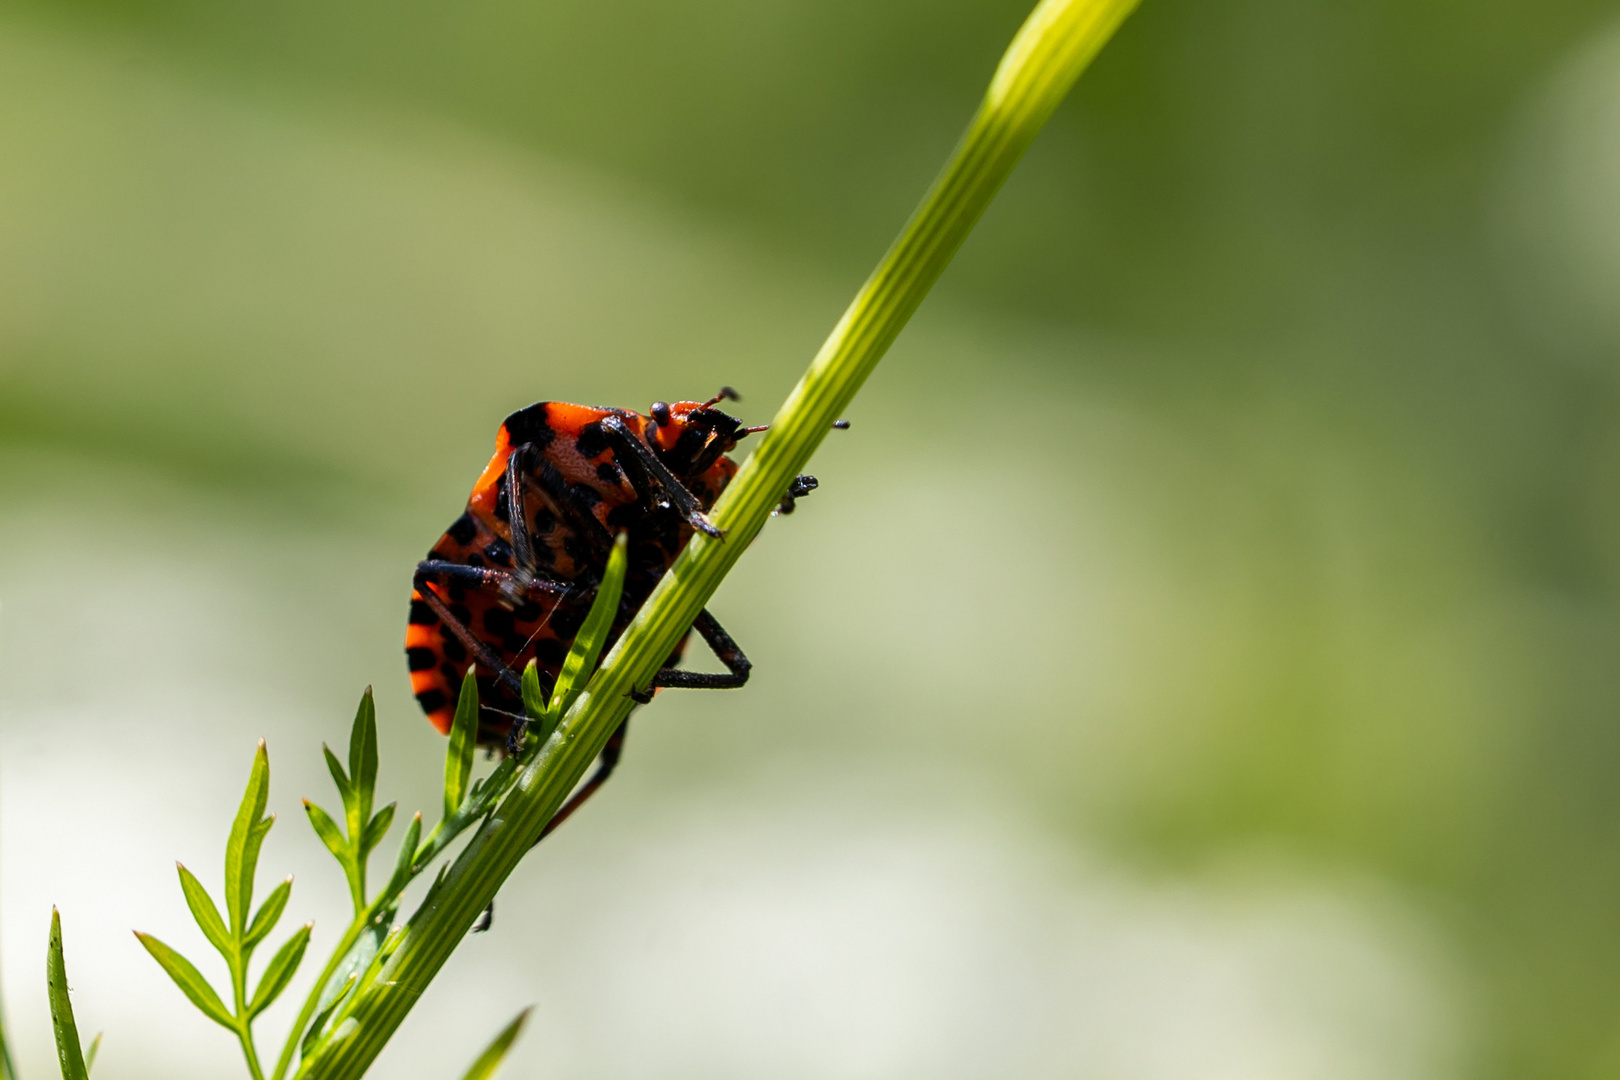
[5, 0, 1620, 1076]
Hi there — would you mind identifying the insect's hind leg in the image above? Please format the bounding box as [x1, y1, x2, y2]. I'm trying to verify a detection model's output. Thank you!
[532, 719, 630, 846]
[630, 608, 752, 704]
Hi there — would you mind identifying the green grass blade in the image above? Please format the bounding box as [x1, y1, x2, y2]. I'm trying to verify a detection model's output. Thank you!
[443, 670, 479, 820]
[455, 1009, 530, 1080]
[83, 1034, 101, 1077]
[244, 877, 293, 951]
[176, 863, 232, 957]
[47, 910, 88, 1080]
[550, 532, 626, 717]
[294, 1, 1138, 1075]
[346, 689, 378, 835]
[249, 925, 313, 1019]
[225, 740, 272, 934]
[132, 932, 234, 1030]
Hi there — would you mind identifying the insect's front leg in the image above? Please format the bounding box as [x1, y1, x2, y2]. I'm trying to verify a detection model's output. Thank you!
[600, 415, 723, 538]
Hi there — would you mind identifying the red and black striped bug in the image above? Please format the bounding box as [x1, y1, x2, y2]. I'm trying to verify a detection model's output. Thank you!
[405, 388, 832, 840]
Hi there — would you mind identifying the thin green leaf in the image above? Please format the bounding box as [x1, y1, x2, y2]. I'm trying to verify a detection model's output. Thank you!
[224, 739, 271, 934]
[322, 746, 352, 816]
[347, 688, 378, 836]
[314, 922, 384, 1020]
[386, 813, 423, 899]
[552, 531, 627, 717]
[83, 1032, 102, 1076]
[456, 1008, 531, 1080]
[176, 863, 231, 957]
[249, 924, 312, 1018]
[466, 755, 521, 818]
[443, 669, 479, 819]
[133, 932, 234, 1030]
[363, 803, 396, 857]
[47, 909, 88, 1080]
[303, 801, 349, 866]
[520, 660, 547, 731]
[300, 975, 356, 1059]
[302, 910, 385, 1059]
[1, 981, 17, 1080]
[245, 877, 293, 951]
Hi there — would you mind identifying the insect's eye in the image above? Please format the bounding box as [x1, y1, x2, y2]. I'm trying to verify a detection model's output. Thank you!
[650, 401, 672, 427]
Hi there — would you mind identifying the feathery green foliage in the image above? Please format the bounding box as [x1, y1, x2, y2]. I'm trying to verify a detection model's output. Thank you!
[135, 741, 313, 1080]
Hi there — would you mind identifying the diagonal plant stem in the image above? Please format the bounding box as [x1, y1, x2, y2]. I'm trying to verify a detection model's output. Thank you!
[296, 0, 1140, 1075]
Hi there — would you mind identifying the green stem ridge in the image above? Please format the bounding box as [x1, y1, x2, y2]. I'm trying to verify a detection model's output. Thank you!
[296, 0, 1139, 1075]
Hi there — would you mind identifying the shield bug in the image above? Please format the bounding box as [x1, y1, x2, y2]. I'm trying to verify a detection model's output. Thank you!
[406, 389, 834, 838]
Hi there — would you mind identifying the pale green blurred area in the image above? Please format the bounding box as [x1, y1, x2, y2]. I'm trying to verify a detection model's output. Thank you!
[4, 0, 1620, 1077]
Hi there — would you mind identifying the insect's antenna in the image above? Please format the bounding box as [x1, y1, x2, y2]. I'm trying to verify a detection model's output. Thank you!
[702, 386, 741, 409]
[733, 418, 848, 442]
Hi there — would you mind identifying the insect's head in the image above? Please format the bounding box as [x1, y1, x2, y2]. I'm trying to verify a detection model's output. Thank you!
[646, 389, 745, 475]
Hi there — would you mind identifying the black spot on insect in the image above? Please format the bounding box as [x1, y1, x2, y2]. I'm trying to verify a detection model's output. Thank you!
[466, 552, 486, 568]
[447, 513, 478, 545]
[484, 539, 513, 567]
[606, 502, 643, 529]
[513, 600, 544, 622]
[502, 403, 556, 448]
[563, 533, 596, 566]
[440, 662, 460, 682]
[575, 422, 609, 459]
[596, 461, 623, 486]
[409, 599, 440, 626]
[441, 635, 468, 663]
[407, 647, 438, 672]
[534, 638, 567, 667]
[415, 688, 449, 714]
[484, 607, 516, 639]
[531, 507, 556, 535]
